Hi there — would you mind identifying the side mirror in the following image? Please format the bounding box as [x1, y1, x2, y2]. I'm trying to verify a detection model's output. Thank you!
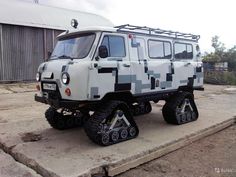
[98, 45, 108, 58]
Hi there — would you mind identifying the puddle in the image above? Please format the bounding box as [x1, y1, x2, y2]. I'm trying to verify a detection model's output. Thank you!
[21, 132, 42, 142]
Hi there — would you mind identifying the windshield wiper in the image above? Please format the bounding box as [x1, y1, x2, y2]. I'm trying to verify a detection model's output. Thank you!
[50, 55, 75, 60]
[58, 55, 74, 60]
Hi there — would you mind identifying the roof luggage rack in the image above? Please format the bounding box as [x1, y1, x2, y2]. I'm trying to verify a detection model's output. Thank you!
[115, 24, 200, 41]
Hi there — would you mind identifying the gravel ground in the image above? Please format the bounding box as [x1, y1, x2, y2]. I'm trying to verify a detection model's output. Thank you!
[118, 124, 236, 177]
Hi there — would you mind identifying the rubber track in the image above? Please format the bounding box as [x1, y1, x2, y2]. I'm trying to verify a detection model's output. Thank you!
[45, 107, 84, 130]
[84, 100, 139, 146]
[162, 92, 199, 125]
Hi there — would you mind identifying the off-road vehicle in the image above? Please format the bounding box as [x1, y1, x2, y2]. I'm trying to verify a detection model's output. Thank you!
[35, 24, 204, 146]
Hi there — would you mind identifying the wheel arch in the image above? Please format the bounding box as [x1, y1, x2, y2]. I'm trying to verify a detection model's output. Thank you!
[178, 86, 194, 93]
[101, 91, 136, 104]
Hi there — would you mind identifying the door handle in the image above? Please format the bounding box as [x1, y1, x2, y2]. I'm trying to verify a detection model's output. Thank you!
[123, 63, 130, 67]
[184, 62, 191, 66]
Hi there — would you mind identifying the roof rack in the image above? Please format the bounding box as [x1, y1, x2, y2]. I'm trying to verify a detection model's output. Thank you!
[114, 24, 200, 41]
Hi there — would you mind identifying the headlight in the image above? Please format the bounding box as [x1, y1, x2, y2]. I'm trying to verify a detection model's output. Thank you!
[36, 72, 41, 82]
[61, 72, 70, 84]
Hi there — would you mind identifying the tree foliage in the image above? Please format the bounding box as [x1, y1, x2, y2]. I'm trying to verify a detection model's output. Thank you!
[203, 36, 236, 71]
[211, 35, 225, 52]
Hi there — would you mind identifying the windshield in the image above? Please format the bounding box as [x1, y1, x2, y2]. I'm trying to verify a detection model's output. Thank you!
[50, 33, 95, 60]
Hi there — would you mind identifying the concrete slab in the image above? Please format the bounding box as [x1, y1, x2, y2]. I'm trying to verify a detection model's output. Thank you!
[0, 83, 36, 95]
[0, 88, 12, 95]
[0, 85, 235, 177]
[0, 149, 42, 177]
[224, 87, 236, 93]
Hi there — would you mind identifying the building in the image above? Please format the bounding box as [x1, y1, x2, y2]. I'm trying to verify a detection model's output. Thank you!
[0, 0, 113, 82]
[203, 61, 228, 71]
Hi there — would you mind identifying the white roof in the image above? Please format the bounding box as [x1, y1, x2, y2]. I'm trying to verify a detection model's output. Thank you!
[58, 26, 117, 37]
[0, 0, 114, 30]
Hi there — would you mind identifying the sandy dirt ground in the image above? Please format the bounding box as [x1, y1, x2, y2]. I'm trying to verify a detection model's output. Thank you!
[118, 124, 236, 177]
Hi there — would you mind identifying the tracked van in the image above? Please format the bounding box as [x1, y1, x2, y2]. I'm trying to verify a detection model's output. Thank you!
[35, 23, 204, 146]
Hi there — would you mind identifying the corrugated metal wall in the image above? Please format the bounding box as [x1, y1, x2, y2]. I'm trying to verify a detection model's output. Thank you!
[0, 24, 63, 82]
[0, 24, 3, 81]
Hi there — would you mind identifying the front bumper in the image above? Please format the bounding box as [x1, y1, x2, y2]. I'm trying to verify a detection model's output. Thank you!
[35, 94, 80, 109]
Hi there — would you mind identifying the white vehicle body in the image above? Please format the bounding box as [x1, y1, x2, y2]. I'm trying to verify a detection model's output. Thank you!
[35, 24, 203, 146]
[36, 25, 203, 104]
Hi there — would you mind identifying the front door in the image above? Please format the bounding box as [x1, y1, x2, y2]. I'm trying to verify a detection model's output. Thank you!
[88, 33, 131, 100]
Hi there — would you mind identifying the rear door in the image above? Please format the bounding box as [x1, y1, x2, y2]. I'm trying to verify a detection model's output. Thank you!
[172, 42, 197, 88]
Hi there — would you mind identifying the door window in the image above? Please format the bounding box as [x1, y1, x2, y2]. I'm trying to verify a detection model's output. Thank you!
[148, 40, 172, 59]
[101, 35, 126, 57]
[174, 43, 193, 59]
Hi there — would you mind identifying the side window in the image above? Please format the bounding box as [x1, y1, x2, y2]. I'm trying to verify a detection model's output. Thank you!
[174, 43, 193, 59]
[164, 42, 172, 58]
[187, 44, 193, 58]
[148, 40, 171, 59]
[101, 35, 126, 57]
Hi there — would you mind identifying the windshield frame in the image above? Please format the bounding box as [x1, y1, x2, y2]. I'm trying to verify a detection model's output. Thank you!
[50, 32, 96, 60]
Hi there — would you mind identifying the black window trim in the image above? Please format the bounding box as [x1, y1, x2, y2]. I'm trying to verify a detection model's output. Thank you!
[147, 39, 172, 59]
[101, 34, 126, 58]
[174, 42, 193, 60]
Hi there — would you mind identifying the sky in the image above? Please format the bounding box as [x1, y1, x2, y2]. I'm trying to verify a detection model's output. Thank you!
[22, 0, 236, 53]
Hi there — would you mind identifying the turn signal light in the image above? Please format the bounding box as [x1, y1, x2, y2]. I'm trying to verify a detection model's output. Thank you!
[65, 88, 71, 96]
[36, 84, 40, 91]
[128, 34, 133, 39]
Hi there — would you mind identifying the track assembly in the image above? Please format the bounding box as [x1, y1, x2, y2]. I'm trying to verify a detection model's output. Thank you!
[84, 101, 139, 146]
[162, 92, 199, 125]
[45, 107, 86, 130]
[132, 102, 152, 116]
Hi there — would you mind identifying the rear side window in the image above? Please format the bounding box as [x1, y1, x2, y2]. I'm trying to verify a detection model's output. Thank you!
[148, 40, 172, 59]
[174, 43, 193, 59]
[101, 35, 126, 57]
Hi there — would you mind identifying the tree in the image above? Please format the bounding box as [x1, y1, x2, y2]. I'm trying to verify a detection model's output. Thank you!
[211, 35, 225, 52]
[203, 52, 221, 63]
[204, 36, 226, 63]
[225, 46, 236, 71]
[211, 36, 226, 61]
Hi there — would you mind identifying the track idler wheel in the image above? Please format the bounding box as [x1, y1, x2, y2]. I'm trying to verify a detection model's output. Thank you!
[162, 92, 199, 125]
[84, 101, 139, 146]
